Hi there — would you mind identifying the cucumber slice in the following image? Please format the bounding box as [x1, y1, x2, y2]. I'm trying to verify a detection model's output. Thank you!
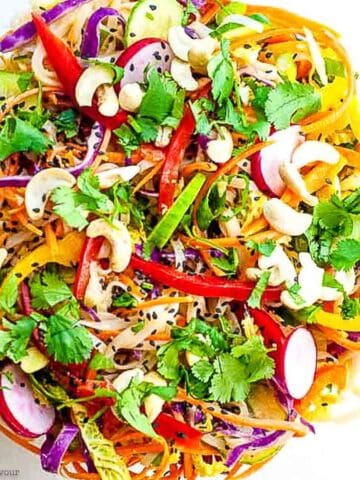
[0, 71, 33, 99]
[125, 0, 183, 47]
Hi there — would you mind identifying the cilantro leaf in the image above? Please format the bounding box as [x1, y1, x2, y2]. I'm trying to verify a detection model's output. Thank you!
[247, 271, 271, 309]
[54, 109, 79, 139]
[265, 82, 321, 130]
[341, 296, 360, 320]
[190, 98, 215, 135]
[17, 72, 34, 92]
[246, 240, 276, 257]
[329, 239, 360, 271]
[44, 313, 93, 365]
[88, 353, 115, 371]
[139, 70, 176, 124]
[232, 336, 275, 383]
[208, 39, 234, 105]
[210, 353, 249, 403]
[112, 292, 138, 308]
[0, 116, 52, 161]
[51, 169, 112, 229]
[191, 360, 214, 383]
[1, 317, 37, 362]
[29, 270, 74, 310]
[115, 377, 158, 438]
[0, 274, 18, 314]
[211, 247, 239, 275]
[113, 124, 140, 157]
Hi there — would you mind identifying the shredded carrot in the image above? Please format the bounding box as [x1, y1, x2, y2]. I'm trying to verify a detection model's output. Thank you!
[336, 146, 360, 168]
[90, 129, 112, 171]
[176, 389, 308, 436]
[153, 437, 170, 480]
[133, 160, 164, 194]
[319, 326, 360, 351]
[61, 465, 99, 480]
[147, 332, 171, 342]
[107, 151, 126, 165]
[183, 453, 195, 480]
[246, 5, 339, 38]
[133, 295, 194, 311]
[181, 162, 217, 177]
[13, 211, 43, 237]
[245, 230, 283, 243]
[0, 87, 62, 123]
[118, 272, 147, 299]
[44, 223, 58, 255]
[201, 0, 230, 24]
[0, 422, 39, 455]
[55, 218, 65, 238]
[227, 457, 273, 480]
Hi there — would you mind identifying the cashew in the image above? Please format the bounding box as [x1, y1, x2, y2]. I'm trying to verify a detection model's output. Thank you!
[206, 127, 234, 164]
[155, 126, 173, 148]
[25, 168, 76, 220]
[168, 25, 196, 61]
[97, 84, 119, 117]
[259, 246, 296, 286]
[118, 82, 144, 113]
[0, 248, 7, 269]
[263, 199, 313, 236]
[188, 37, 218, 74]
[292, 141, 340, 169]
[75, 65, 114, 107]
[87, 219, 132, 273]
[21, 347, 49, 374]
[171, 58, 198, 91]
[95, 163, 140, 189]
[281, 253, 324, 310]
[113, 368, 144, 393]
[219, 208, 242, 238]
[280, 162, 318, 206]
[143, 372, 167, 423]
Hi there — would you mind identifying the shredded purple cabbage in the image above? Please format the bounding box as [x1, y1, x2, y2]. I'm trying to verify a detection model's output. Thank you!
[184, 27, 199, 39]
[197, 134, 211, 151]
[41, 424, 79, 473]
[226, 430, 286, 467]
[81, 7, 125, 59]
[347, 332, 360, 342]
[0, 0, 93, 53]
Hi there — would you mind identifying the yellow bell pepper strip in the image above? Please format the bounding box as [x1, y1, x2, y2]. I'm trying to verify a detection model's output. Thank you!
[314, 309, 360, 332]
[0, 231, 85, 293]
[294, 364, 347, 421]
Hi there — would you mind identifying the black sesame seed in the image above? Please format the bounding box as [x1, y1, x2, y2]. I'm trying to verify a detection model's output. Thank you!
[15, 273, 22, 278]
[130, 32, 136, 38]
[20, 383, 25, 388]
[149, 4, 157, 10]
[161, 42, 166, 50]
[265, 51, 273, 58]
[32, 207, 40, 213]
[152, 312, 158, 319]
[157, 67, 162, 73]
[136, 343, 144, 348]
[35, 398, 40, 405]
[151, 329, 157, 335]
[164, 54, 170, 62]
[150, 340, 156, 347]
[244, 43, 251, 49]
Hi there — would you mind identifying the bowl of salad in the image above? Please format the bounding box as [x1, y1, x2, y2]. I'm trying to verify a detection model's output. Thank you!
[0, 0, 359, 479]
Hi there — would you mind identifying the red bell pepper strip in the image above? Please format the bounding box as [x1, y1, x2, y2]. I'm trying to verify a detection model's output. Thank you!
[153, 413, 203, 449]
[248, 308, 284, 349]
[73, 237, 104, 300]
[158, 106, 196, 214]
[31, 14, 128, 130]
[130, 256, 282, 303]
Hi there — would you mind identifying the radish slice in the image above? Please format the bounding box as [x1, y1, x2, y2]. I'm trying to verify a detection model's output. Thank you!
[251, 126, 304, 198]
[280, 327, 317, 400]
[0, 364, 55, 438]
[117, 38, 173, 87]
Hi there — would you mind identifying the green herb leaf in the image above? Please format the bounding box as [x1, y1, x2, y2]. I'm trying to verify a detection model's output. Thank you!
[247, 271, 271, 309]
[112, 292, 138, 308]
[246, 240, 276, 257]
[54, 109, 79, 139]
[113, 124, 140, 157]
[329, 239, 360, 271]
[1, 317, 37, 362]
[265, 82, 321, 130]
[325, 58, 345, 78]
[208, 39, 234, 105]
[131, 320, 145, 334]
[29, 270, 74, 310]
[231, 336, 274, 383]
[210, 353, 249, 403]
[44, 313, 93, 365]
[0, 116, 52, 162]
[16, 72, 34, 92]
[197, 180, 227, 231]
[89, 353, 115, 371]
[191, 360, 214, 383]
[115, 377, 158, 438]
[0, 274, 18, 314]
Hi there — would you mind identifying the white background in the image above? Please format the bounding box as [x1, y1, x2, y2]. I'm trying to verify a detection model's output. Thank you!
[0, 1, 360, 479]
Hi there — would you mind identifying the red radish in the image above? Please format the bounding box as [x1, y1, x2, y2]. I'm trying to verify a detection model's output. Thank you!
[117, 38, 173, 87]
[279, 327, 317, 400]
[251, 126, 304, 198]
[249, 308, 317, 400]
[0, 364, 55, 438]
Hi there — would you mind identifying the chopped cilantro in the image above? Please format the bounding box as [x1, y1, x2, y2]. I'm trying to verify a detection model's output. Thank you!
[329, 239, 360, 271]
[0, 116, 52, 161]
[44, 313, 93, 365]
[0, 316, 37, 362]
[29, 269, 74, 310]
[265, 82, 321, 130]
[246, 240, 276, 257]
[88, 353, 115, 371]
[208, 39, 235, 105]
[16, 72, 34, 92]
[211, 248, 239, 275]
[191, 360, 214, 383]
[54, 109, 79, 139]
[112, 292, 138, 308]
[0, 274, 18, 314]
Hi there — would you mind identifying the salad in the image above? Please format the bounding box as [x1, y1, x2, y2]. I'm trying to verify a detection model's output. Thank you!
[0, 0, 359, 478]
